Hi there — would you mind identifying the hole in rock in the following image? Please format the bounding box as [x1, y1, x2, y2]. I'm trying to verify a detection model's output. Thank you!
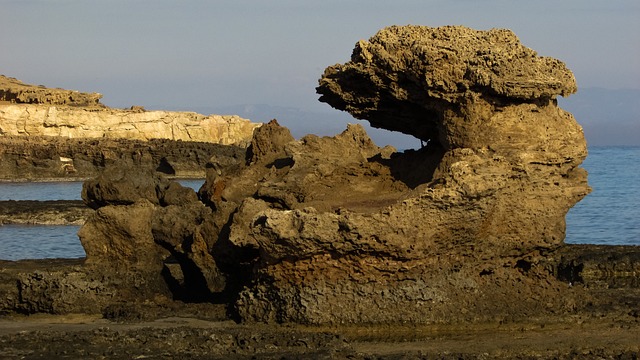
[515, 259, 533, 273]
[557, 261, 584, 284]
[269, 157, 294, 170]
[156, 157, 176, 175]
[369, 138, 445, 190]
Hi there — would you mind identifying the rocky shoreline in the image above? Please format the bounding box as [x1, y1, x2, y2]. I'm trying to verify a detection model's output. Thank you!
[0, 245, 638, 358]
[0, 135, 246, 181]
[1, 25, 639, 358]
[0, 200, 89, 225]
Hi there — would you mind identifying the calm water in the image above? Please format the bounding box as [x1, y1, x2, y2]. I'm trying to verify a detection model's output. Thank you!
[565, 146, 640, 245]
[0, 148, 638, 260]
[0, 225, 84, 260]
[0, 179, 204, 260]
[0, 179, 205, 201]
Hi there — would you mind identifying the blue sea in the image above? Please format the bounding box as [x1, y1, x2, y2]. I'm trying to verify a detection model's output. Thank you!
[0, 148, 638, 260]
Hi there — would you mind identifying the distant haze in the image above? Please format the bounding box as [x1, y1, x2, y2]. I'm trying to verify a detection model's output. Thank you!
[1, 0, 638, 146]
[560, 88, 640, 147]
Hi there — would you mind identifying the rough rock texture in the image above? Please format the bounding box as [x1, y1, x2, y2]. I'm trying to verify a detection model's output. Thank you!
[0, 25, 638, 358]
[0, 75, 102, 106]
[317, 25, 577, 143]
[0, 75, 260, 145]
[0, 200, 90, 225]
[0, 259, 116, 315]
[55, 26, 597, 325]
[0, 135, 244, 180]
[0, 104, 258, 145]
[232, 25, 591, 323]
[78, 168, 227, 301]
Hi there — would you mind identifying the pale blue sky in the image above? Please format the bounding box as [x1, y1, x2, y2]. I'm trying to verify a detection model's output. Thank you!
[1, 0, 639, 145]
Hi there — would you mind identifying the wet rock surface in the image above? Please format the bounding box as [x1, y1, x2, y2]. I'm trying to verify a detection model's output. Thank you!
[0, 200, 90, 225]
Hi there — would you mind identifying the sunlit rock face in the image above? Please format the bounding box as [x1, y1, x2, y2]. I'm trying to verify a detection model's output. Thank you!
[71, 26, 591, 325]
[234, 25, 590, 324]
[0, 75, 260, 146]
[317, 25, 578, 145]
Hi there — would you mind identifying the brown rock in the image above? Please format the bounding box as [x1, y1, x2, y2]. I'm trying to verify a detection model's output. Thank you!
[0, 75, 103, 106]
[317, 25, 577, 143]
[13, 26, 599, 327]
[78, 169, 227, 301]
[234, 26, 591, 324]
[0, 135, 245, 181]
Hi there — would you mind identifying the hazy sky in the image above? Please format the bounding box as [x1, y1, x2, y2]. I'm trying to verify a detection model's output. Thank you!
[1, 0, 639, 144]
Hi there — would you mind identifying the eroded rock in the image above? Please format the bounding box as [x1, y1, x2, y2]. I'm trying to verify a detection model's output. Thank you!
[67, 25, 595, 325]
[316, 25, 577, 143]
[234, 26, 591, 323]
[0, 75, 260, 146]
[78, 167, 227, 301]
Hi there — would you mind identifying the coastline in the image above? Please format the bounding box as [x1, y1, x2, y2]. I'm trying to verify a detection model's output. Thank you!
[0, 174, 205, 183]
[0, 200, 90, 226]
[1, 246, 638, 358]
[2, 26, 639, 358]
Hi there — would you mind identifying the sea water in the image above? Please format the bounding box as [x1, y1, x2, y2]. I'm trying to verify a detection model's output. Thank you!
[0, 179, 205, 260]
[0, 179, 206, 201]
[0, 148, 638, 260]
[565, 146, 640, 245]
[0, 225, 84, 260]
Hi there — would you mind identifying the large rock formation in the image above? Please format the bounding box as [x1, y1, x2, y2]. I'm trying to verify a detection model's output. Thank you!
[233, 25, 591, 323]
[67, 25, 594, 325]
[1, 25, 639, 359]
[0, 75, 260, 145]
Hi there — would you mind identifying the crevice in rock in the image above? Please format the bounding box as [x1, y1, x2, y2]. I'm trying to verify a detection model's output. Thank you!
[369, 144, 445, 189]
[156, 157, 176, 175]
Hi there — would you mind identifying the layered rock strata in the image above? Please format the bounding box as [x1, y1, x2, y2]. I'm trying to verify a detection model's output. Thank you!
[0, 75, 260, 145]
[0, 104, 257, 145]
[0, 135, 244, 180]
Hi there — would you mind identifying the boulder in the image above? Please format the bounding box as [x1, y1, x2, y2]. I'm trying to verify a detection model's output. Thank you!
[79, 167, 227, 301]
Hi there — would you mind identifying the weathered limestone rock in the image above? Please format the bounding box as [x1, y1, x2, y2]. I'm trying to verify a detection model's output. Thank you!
[316, 25, 577, 143]
[232, 25, 591, 324]
[0, 104, 259, 145]
[78, 167, 227, 300]
[0, 75, 103, 106]
[51, 26, 596, 326]
[0, 135, 245, 180]
[0, 75, 260, 146]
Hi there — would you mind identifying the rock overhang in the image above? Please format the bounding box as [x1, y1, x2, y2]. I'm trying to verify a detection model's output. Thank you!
[72, 25, 593, 325]
[317, 25, 578, 145]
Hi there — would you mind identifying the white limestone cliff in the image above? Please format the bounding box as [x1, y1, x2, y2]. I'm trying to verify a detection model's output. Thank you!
[0, 104, 260, 145]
